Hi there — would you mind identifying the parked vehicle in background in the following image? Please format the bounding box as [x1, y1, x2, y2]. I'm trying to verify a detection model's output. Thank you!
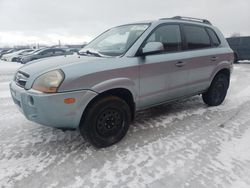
[0, 49, 19, 58]
[227, 36, 250, 63]
[0, 49, 11, 58]
[20, 48, 71, 64]
[10, 16, 234, 148]
[1, 49, 34, 62]
[67, 48, 81, 53]
[15, 48, 43, 63]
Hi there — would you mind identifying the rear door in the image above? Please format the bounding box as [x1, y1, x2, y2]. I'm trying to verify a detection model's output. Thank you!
[139, 24, 190, 108]
[181, 24, 218, 94]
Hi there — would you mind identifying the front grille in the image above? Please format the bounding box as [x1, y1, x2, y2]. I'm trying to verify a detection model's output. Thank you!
[15, 71, 29, 88]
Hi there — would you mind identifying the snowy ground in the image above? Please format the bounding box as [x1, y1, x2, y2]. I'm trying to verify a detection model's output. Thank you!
[1, 60, 250, 188]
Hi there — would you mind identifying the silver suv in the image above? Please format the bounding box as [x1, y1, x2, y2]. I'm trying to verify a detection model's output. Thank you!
[10, 16, 234, 148]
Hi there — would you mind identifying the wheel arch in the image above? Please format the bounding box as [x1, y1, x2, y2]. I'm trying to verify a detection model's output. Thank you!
[211, 68, 231, 89]
[79, 87, 136, 128]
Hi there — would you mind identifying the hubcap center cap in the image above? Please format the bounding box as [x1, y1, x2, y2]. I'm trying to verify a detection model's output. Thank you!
[96, 108, 123, 137]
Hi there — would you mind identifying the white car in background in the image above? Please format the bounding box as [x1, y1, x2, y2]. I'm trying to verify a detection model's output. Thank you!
[1, 49, 34, 62]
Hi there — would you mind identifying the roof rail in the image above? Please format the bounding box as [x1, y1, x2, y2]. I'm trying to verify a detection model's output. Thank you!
[160, 16, 212, 25]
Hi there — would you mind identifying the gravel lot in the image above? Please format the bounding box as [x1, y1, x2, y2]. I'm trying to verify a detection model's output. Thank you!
[1, 60, 250, 188]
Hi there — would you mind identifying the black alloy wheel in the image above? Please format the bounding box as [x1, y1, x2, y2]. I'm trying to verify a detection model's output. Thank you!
[202, 73, 229, 106]
[80, 96, 131, 148]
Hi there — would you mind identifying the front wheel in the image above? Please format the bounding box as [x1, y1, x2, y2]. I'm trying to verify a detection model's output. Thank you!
[80, 96, 131, 148]
[202, 73, 229, 106]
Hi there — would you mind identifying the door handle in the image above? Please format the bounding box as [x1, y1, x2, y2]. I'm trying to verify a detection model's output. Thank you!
[211, 56, 218, 61]
[175, 61, 186, 67]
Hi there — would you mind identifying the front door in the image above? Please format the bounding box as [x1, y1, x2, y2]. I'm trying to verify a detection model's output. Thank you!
[139, 24, 189, 108]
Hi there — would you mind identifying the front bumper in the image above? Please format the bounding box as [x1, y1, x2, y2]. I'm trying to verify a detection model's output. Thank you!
[9, 81, 97, 129]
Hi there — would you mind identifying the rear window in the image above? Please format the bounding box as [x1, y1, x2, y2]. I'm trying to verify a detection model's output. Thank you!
[183, 25, 211, 50]
[206, 28, 220, 46]
[227, 38, 240, 46]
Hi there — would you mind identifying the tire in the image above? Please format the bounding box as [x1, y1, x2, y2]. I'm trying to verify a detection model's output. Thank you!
[202, 73, 229, 106]
[80, 96, 131, 148]
[234, 53, 239, 64]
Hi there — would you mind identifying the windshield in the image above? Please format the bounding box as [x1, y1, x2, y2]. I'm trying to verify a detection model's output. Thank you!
[79, 24, 149, 57]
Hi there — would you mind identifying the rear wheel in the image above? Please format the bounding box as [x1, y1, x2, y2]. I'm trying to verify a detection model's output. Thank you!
[202, 73, 229, 106]
[80, 96, 131, 148]
[234, 53, 239, 64]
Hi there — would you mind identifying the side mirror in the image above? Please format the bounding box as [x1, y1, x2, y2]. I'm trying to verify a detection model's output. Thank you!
[141, 42, 164, 56]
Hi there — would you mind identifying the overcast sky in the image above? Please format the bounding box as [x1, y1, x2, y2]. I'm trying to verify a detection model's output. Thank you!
[0, 0, 250, 47]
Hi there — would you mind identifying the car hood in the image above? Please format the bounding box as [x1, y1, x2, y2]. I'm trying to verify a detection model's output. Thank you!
[17, 54, 134, 91]
[18, 54, 106, 77]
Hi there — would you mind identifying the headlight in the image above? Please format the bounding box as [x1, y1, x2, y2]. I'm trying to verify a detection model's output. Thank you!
[32, 70, 65, 93]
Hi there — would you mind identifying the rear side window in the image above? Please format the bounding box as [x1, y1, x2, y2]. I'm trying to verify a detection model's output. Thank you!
[206, 28, 220, 46]
[145, 25, 182, 52]
[183, 25, 211, 50]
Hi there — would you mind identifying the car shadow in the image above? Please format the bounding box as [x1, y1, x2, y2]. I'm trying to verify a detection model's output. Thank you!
[7, 95, 210, 185]
[28, 95, 206, 152]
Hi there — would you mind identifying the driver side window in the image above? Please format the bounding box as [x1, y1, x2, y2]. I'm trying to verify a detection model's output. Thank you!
[145, 25, 182, 52]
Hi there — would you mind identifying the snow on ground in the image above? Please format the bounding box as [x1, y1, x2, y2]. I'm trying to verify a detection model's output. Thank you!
[0, 60, 22, 72]
[0, 60, 22, 83]
[1, 61, 250, 188]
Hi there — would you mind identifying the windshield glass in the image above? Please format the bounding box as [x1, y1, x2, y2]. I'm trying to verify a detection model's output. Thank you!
[79, 24, 149, 57]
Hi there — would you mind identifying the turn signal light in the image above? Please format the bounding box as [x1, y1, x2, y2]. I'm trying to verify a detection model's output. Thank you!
[64, 98, 76, 104]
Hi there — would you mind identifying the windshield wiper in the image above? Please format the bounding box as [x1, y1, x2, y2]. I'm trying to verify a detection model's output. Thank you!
[78, 49, 105, 57]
